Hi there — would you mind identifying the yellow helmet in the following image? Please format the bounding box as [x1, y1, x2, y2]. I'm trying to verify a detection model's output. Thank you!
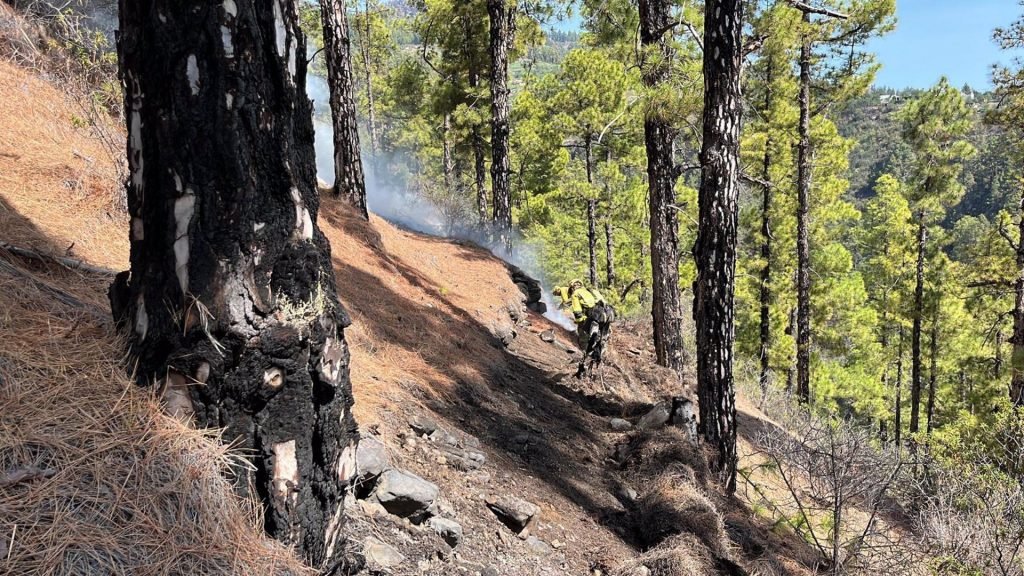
[569, 279, 584, 290]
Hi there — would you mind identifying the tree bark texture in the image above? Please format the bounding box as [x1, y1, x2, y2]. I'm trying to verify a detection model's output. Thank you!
[895, 326, 903, 446]
[641, 0, 685, 376]
[320, 0, 367, 217]
[759, 55, 775, 400]
[468, 63, 488, 226]
[694, 0, 742, 493]
[1012, 190, 1024, 405]
[442, 113, 454, 193]
[115, 0, 358, 566]
[487, 0, 513, 253]
[911, 213, 926, 434]
[587, 198, 598, 287]
[796, 11, 812, 404]
[605, 219, 615, 289]
[359, 0, 379, 158]
[927, 308, 938, 434]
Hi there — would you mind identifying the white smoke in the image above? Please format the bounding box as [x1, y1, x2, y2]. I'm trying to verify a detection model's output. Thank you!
[307, 73, 576, 331]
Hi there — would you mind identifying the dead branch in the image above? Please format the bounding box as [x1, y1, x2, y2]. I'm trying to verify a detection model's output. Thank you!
[787, 0, 850, 19]
[0, 466, 57, 488]
[0, 242, 113, 275]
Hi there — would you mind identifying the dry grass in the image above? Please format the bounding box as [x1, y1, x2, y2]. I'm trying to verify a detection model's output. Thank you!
[612, 534, 716, 576]
[0, 266, 312, 576]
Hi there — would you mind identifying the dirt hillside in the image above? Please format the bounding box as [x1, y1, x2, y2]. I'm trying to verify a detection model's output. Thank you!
[0, 56, 819, 576]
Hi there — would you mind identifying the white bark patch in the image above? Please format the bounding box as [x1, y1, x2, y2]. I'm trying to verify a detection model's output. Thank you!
[195, 361, 211, 384]
[132, 217, 144, 241]
[174, 193, 196, 294]
[318, 337, 345, 386]
[272, 440, 299, 507]
[158, 11, 166, 23]
[173, 172, 182, 193]
[287, 40, 297, 80]
[273, 0, 286, 57]
[223, 0, 237, 18]
[290, 187, 313, 240]
[162, 372, 194, 421]
[253, 221, 265, 232]
[127, 72, 145, 197]
[263, 367, 284, 389]
[337, 441, 357, 484]
[324, 502, 345, 560]
[225, 92, 234, 109]
[186, 55, 200, 95]
[221, 26, 234, 58]
[134, 294, 148, 340]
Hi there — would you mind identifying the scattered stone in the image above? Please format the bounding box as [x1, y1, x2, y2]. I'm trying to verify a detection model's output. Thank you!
[428, 516, 463, 547]
[355, 435, 390, 481]
[637, 403, 671, 431]
[609, 418, 632, 432]
[373, 469, 439, 521]
[468, 471, 492, 484]
[540, 330, 556, 343]
[409, 416, 440, 436]
[550, 539, 564, 550]
[526, 535, 554, 556]
[482, 567, 500, 576]
[357, 498, 388, 517]
[615, 485, 639, 504]
[486, 495, 540, 533]
[363, 537, 405, 569]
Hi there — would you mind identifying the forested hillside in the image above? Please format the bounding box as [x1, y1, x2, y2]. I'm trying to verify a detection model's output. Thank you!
[5, 0, 1024, 574]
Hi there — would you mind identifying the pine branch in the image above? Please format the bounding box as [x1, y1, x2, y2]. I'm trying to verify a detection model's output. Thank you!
[786, 0, 849, 19]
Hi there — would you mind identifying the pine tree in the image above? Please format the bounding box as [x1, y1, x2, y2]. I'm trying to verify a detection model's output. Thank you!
[488, 0, 514, 252]
[113, 0, 357, 565]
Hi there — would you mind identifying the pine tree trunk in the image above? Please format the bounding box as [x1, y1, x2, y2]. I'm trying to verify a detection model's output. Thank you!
[468, 66, 488, 226]
[442, 114, 454, 193]
[640, 0, 685, 376]
[360, 0, 379, 159]
[487, 0, 513, 253]
[927, 308, 939, 434]
[758, 56, 775, 401]
[795, 12, 812, 404]
[587, 198, 598, 287]
[996, 329, 1004, 379]
[320, 0, 367, 217]
[115, 0, 358, 566]
[605, 219, 615, 289]
[694, 0, 742, 493]
[911, 213, 926, 434]
[1012, 191, 1024, 405]
[895, 326, 904, 446]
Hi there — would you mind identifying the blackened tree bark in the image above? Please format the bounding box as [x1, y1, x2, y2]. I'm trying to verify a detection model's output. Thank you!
[694, 0, 742, 493]
[320, 0, 367, 217]
[895, 326, 903, 446]
[115, 0, 358, 566]
[911, 212, 926, 433]
[488, 0, 513, 253]
[467, 60, 489, 226]
[795, 10, 812, 404]
[927, 306, 939, 434]
[641, 0, 685, 376]
[1012, 190, 1024, 405]
[758, 55, 775, 401]
[442, 113, 455, 193]
[587, 199, 598, 287]
[605, 220, 615, 288]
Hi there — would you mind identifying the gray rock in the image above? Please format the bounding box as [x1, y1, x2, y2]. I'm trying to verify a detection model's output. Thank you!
[409, 415, 439, 436]
[637, 403, 671, 431]
[609, 418, 632, 432]
[356, 436, 390, 480]
[540, 330, 556, 343]
[363, 537, 405, 569]
[373, 469, 439, 520]
[526, 535, 553, 556]
[486, 495, 540, 533]
[670, 397, 699, 444]
[482, 568, 500, 576]
[428, 516, 463, 547]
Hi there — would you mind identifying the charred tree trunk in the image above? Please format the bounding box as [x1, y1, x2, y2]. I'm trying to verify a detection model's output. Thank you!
[468, 66, 488, 226]
[641, 0, 685, 376]
[587, 199, 598, 287]
[758, 55, 775, 401]
[359, 0, 379, 159]
[694, 0, 742, 493]
[605, 219, 615, 289]
[442, 114, 454, 193]
[895, 326, 904, 446]
[795, 11, 812, 404]
[115, 0, 358, 566]
[320, 0, 367, 217]
[911, 212, 926, 434]
[927, 307, 939, 434]
[1012, 191, 1024, 405]
[487, 0, 513, 253]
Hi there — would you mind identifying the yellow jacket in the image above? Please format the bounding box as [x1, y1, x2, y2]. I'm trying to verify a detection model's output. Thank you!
[554, 285, 603, 324]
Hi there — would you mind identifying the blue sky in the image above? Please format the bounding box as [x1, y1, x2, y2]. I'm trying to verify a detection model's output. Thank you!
[869, 0, 1020, 90]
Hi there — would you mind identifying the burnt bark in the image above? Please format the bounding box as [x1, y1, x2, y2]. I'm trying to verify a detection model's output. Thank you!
[605, 219, 615, 289]
[895, 326, 904, 446]
[694, 0, 742, 493]
[758, 55, 775, 400]
[927, 307, 939, 434]
[488, 0, 513, 253]
[641, 0, 685, 376]
[1013, 190, 1024, 405]
[795, 11, 812, 404]
[320, 0, 367, 217]
[911, 213, 926, 434]
[468, 65, 488, 226]
[116, 0, 357, 566]
[442, 113, 454, 193]
[587, 198, 598, 287]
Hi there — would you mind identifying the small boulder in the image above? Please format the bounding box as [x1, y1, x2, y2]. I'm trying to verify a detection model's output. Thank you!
[486, 495, 540, 533]
[373, 469, 439, 521]
[609, 418, 632, 432]
[526, 535, 554, 557]
[540, 330, 556, 343]
[409, 415, 440, 436]
[637, 403, 671, 431]
[428, 516, 463, 547]
[363, 537, 405, 569]
[356, 436, 390, 481]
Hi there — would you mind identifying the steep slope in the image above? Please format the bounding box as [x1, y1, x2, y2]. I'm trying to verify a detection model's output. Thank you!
[0, 56, 822, 576]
